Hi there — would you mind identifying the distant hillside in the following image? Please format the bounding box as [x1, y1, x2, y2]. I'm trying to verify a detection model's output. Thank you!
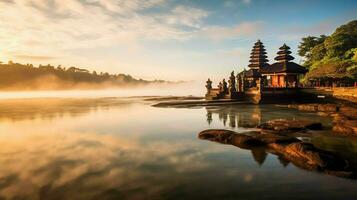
[0, 61, 168, 90]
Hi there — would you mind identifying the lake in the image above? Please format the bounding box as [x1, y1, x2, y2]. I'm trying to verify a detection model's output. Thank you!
[0, 97, 356, 200]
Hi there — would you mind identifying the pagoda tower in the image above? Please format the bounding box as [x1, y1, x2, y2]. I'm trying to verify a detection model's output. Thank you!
[248, 40, 269, 70]
[274, 43, 294, 62]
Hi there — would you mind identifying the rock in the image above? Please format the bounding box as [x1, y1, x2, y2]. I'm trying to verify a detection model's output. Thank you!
[258, 119, 322, 132]
[287, 104, 298, 109]
[251, 133, 299, 144]
[297, 104, 319, 112]
[198, 129, 235, 144]
[230, 134, 263, 148]
[339, 106, 357, 120]
[268, 143, 324, 169]
[199, 129, 357, 179]
[268, 142, 350, 171]
[332, 115, 357, 135]
[288, 103, 339, 113]
[332, 109, 357, 135]
[198, 129, 263, 148]
[317, 104, 339, 112]
[333, 124, 356, 135]
[199, 129, 299, 148]
[317, 112, 330, 117]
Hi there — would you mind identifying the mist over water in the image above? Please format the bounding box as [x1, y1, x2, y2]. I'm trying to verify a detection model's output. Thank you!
[0, 81, 204, 99]
[0, 97, 356, 200]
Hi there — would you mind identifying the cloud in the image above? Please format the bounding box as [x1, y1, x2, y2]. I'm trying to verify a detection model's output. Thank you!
[0, 0, 263, 80]
[0, 127, 216, 199]
[197, 21, 263, 41]
[163, 5, 209, 28]
[0, 0, 208, 60]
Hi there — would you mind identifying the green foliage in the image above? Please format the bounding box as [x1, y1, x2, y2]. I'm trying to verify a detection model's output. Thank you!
[0, 62, 165, 90]
[345, 48, 357, 60]
[310, 43, 327, 63]
[298, 35, 327, 61]
[307, 58, 355, 79]
[298, 20, 357, 81]
[324, 20, 357, 58]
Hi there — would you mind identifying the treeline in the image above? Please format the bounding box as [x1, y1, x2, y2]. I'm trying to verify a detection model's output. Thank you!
[0, 61, 167, 90]
[298, 20, 357, 85]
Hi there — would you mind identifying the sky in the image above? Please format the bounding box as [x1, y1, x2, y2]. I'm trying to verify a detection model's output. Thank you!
[0, 0, 356, 82]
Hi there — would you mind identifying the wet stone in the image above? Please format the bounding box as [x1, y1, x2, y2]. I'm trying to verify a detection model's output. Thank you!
[258, 119, 323, 132]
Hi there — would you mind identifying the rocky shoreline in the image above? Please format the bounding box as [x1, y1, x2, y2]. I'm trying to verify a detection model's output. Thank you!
[199, 128, 357, 179]
[283, 103, 357, 135]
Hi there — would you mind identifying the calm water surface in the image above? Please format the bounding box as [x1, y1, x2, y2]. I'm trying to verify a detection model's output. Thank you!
[0, 97, 356, 200]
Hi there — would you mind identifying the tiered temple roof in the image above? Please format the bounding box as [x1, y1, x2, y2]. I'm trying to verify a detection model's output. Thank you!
[260, 44, 307, 74]
[274, 43, 294, 62]
[248, 40, 269, 69]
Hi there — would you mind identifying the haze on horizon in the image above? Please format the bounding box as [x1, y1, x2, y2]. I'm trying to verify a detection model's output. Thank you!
[0, 0, 356, 82]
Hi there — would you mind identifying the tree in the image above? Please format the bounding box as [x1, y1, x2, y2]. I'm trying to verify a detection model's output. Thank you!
[310, 43, 326, 63]
[299, 20, 357, 83]
[298, 35, 327, 57]
[324, 20, 357, 58]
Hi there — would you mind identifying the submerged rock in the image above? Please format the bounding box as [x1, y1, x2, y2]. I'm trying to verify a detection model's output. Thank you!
[331, 106, 357, 135]
[288, 103, 339, 112]
[333, 114, 357, 135]
[286, 103, 357, 135]
[339, 106, 357, 119]
[258, 119, 322, 132]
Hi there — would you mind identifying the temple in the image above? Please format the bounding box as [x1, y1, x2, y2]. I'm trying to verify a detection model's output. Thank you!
[205, 40, 308, 103]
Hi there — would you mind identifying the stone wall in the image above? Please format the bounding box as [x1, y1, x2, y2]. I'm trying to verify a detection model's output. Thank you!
[332, 87, 357, 103]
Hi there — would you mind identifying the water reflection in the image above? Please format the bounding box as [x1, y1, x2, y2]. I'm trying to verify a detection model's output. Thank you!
[0, 98, 134, 122]
[0, 98, 356, 199]
[205, 105, 332, 129]
[202, 105, 357, 180]
[0, 130, 213, 200]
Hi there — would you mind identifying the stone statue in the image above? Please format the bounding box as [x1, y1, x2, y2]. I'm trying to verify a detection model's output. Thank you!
[205, 78, 212, 93]
[241, 69, 246, 91]
[256, 78, 262, 92]
[222, 79, 228, 94]
[236, 74, 242, 92]
[229, 71, 236, 93]
[218, 82, 223, 93]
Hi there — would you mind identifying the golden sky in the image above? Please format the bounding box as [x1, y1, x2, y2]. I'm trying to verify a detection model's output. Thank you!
[0, 0, 356, 81]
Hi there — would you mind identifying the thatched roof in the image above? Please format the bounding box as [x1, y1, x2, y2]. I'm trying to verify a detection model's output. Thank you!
[260, 62, 307, 74]
[274, 44, 295, 62]
[248, 40, 269, 69]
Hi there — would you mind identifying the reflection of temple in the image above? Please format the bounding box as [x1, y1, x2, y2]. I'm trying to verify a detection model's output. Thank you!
[205, 40, 308, 103]
[206, 106, 262, 128]
[251, 148, 268, 166]
[205, 105, 330, 130]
